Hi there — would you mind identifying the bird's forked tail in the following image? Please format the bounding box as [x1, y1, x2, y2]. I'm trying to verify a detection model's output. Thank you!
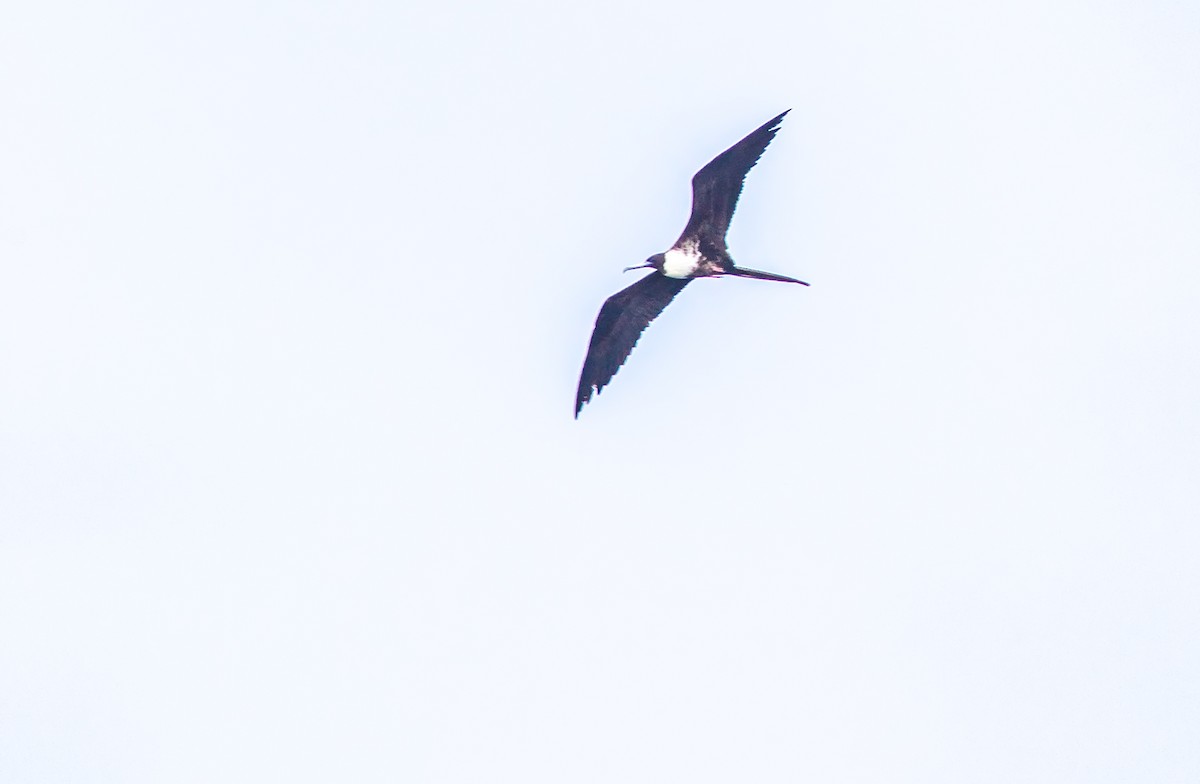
[727, 266, 810, 286]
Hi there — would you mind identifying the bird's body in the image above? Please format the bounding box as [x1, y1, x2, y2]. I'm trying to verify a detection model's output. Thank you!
[661, 243, 704, 278]
[574, 110, 808, 417]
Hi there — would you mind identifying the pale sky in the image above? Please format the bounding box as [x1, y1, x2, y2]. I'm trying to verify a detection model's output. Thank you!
[3, 1, 1199, 782]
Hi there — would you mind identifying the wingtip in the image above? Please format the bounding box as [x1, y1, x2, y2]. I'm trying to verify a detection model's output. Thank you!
[757, 109, 790, 137]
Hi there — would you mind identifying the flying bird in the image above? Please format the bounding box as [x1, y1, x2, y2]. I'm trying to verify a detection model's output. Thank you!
[574, 110, 809, 417]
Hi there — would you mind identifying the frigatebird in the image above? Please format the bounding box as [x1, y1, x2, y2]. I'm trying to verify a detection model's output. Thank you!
[574, 110, 808, 417]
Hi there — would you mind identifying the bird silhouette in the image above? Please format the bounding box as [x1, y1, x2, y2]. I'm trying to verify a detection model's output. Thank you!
[575, 110, 808, 417]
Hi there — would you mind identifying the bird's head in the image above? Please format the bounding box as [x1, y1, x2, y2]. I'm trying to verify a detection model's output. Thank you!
[623, 253, 665, 273]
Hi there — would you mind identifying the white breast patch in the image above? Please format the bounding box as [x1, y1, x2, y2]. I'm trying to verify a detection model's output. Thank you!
[662, 246, 701, 279]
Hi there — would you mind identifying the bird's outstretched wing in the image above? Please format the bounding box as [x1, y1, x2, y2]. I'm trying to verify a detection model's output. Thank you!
[676, 110, 789, 250]
[575, 272, 691, 417]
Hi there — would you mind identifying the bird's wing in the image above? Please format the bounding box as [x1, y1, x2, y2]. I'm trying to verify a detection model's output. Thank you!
[676, 110, 789, 250]
[575, 272, 691, 417]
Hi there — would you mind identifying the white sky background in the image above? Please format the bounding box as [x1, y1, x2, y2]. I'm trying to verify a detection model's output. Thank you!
[2, 0, 1199, 781]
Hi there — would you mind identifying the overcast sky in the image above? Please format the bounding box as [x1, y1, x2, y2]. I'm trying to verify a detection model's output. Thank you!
[3, 1, 1199, 782]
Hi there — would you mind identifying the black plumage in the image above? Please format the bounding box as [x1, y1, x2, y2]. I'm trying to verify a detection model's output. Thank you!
[677, 110, 789, 253]
[574, 111, 808, 418]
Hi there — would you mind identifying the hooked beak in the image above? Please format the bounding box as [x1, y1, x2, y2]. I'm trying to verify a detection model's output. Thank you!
[622, 262, 654, 273]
